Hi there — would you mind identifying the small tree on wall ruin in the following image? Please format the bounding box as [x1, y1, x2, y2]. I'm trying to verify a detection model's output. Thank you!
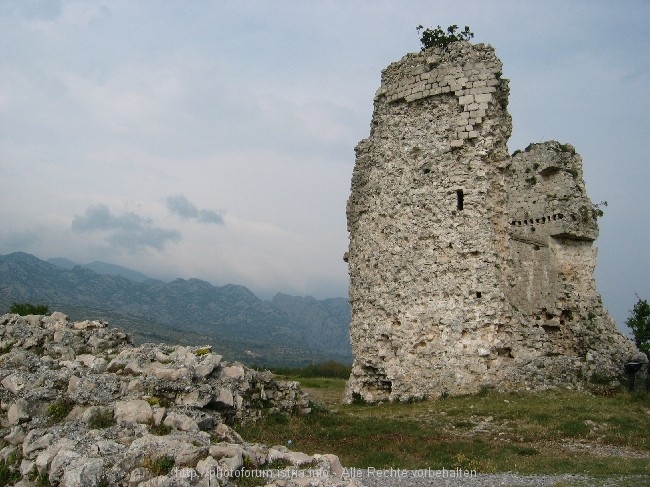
[416, 24, 474, 51]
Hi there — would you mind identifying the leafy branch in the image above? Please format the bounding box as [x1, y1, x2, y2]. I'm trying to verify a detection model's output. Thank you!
[416, 24, 474, 51]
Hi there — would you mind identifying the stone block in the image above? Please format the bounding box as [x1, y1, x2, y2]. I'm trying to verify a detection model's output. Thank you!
[7, 399, 30, 425]
[114, 400, 152, 424]
[163, 412, 199, 432]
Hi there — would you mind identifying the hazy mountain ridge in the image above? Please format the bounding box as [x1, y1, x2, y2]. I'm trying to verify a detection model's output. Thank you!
[271, 293, 351, 357]
[47, 257, 154, 282]
[0, 252, 352, 366]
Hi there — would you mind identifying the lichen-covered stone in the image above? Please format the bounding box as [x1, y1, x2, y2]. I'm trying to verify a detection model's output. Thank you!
[345, 41, 646, 403]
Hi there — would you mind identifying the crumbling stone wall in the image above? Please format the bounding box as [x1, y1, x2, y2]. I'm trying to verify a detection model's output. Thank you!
[345, 41, 645, 403]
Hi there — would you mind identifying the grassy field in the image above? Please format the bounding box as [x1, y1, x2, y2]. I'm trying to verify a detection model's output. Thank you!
[237, 375, 650, 481]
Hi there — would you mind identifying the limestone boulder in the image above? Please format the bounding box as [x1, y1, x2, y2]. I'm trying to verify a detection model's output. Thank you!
[114, 399, 153, 424]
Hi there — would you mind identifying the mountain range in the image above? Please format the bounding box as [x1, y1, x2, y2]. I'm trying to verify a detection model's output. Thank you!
[0, 252, 351, 367]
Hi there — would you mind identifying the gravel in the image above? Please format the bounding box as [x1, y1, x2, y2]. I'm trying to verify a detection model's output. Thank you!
[351, 469, 646, 487]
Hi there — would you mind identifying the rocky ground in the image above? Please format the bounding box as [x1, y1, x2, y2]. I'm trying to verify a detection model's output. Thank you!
[0, 312, 357, 487]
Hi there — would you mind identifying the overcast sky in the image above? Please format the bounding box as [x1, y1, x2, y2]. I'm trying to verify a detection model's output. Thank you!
[1, 0, 648, 333]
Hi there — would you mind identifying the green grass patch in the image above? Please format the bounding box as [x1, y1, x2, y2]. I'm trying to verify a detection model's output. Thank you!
[237, 381, 650, 477]
[271, 361, 351, 379]
[0, 449, 22, 486]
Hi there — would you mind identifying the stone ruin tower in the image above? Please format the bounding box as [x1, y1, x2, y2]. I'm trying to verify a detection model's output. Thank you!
[345, 41, 645, 402]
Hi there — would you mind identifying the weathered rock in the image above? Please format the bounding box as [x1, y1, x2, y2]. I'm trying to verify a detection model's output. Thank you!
[114, 400, 153, 424]
[221, 365, 245, 379]
[0, 313, 353, 486]
[2, 373, 29, 394]
[127, 434, 207, 467]
[60, 456, 105, 487]
[4, 426, 26, 445]
[23, 430, 55, 455]
[8, 398, 31, 425]
[163, 411, 199, 432]
[345, 41, 647, 402]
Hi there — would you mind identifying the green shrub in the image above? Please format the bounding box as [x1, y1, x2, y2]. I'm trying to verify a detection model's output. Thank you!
[144, 454, 175, 476]
[0, 449, 23, 486]
[0, 461, 22, 486]
[417, 24, 474, 51]
[87, 408, 115, 429]
[35, 472, 52, 487]
[626, 296, 650, 358]
[146, 396, 171, 408]
[47, 398, 74, 424]
[9, 302, 49, 316]
[194, 347, 211, 356]
[147, 419, 172, 436]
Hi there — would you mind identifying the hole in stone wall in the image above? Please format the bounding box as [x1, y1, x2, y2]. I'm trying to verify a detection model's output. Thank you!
[476, 292, 482, 298]
[497, 347, 513, 358]
[361, 366, 393, 394]
[456, 189, 464, 210]
[561, 309, 574, 321]
[542, 325, 561, 333]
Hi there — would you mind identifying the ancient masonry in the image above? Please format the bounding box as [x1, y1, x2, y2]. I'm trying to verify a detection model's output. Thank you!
[345, 41, 646, 402]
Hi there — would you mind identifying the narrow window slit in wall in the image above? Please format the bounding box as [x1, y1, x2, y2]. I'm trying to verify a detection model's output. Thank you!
[456, 189, 464, 210]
